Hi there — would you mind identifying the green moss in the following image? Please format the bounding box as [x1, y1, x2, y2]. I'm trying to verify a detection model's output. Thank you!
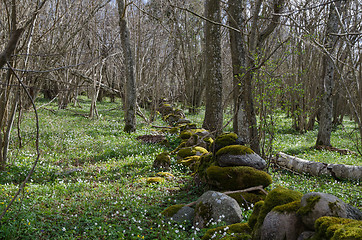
[171, 141, 186, 154]
[206, 166, 272, 191]
[227, 191, 266, 209]
[202, 223, 252, 240]
[195, 201, 213, 227]
[180, 129, 208, 140]
[180, 156, 200, 167]
[204, 137, 214, 150]
[254, 187, 303, 233]
[313, 216, 362, 240]
[214, 133, 238, 148]
[196, 153, 216, 181]
[273, 200, 301, 213]
[161, 204, 185, 218]
[146, 177, 165, 184]
[179, 123, 197, 132]
[168, 127, 179, 134]
[216, 145, 254, 157]
[153, 152, 171, 169]
[177, 146, 208, 159]
[297, 195, 321, 216]
[248, 201, 264, 229]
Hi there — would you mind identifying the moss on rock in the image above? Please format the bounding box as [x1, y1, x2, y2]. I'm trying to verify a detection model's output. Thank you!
[180, 156, 200, 167]
[227, 191, 266, 209]
[202, 223, 252, 240]
[161, 204, 185, 218]
[248, 201, 264, 229]
[206, 166, 272, 191]
[177, 146, 208, 159]
[216, 145, 254, 157]
[273, 200, 301, 214]
[153, 152, 171, 170]
[180, 129, 209, 140]
[193, 201, 213, 228]
[297, 195, 321, 216]
[313, 216, 362, 240]
[196, 153, 216, 181]
[214, 132, 238, 147]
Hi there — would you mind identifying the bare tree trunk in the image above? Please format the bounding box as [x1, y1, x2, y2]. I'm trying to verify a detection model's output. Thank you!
[202, 0, 223, 134]
[117, 0, 137, 133]
[228, 0, 249, 143]
[316, 1, 342, 147]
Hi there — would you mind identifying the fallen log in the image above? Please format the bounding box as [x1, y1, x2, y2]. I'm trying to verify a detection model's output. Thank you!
[274, 152, 362, 181]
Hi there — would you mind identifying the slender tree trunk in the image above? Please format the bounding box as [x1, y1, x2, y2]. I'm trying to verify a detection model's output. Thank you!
[228, 0, 249, 143]
[117, 0, 137, 133]
[202, 0, 223, 134]
[316, 1, 342, 147]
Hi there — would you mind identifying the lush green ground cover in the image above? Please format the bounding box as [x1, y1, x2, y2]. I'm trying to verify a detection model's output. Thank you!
[0, 98, 361, 239]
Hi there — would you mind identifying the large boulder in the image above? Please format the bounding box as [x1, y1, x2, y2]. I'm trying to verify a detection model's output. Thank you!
[193, 191, 243, 228]
[260, 201, 305, 240]
[216, 145, 267, 170]
[252, 187, 303, 239]
[298, 192, 362, 230]
[171, 206, 195, 223]
[206, 166, 272, 191]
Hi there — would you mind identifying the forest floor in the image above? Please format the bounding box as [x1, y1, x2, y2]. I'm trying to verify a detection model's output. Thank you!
[0, 97, 361, 239]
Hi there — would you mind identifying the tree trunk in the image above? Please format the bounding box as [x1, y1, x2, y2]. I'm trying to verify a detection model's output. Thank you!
[316, 1, 342, 147]
[117, 0, 137, 133]
[202, 0, 223, 134]
[228, 0, 249, 143]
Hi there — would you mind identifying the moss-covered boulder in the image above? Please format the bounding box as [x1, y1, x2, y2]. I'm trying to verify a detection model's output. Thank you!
[211, 132, 245, 152]
[252, 187, 303, 238]
[216, 145, 267, 170]
[312, 216, 362, 240]
[202, 223, 252, 240]
[153, 152, 171, 170]
[158, 103, 174, 116]
[161, 204, 185, 218]
[260, 201, 305, 240]
[195, 153, 216, 182]
[163, 114, 181, 125]
[177, 146, 208, 159]
[185, 134, 208, 149]
[227, 191, 266, 209]
[298, 192, 362, 230]
[206, 166, 272, 191]
[248, 201, 265, 229]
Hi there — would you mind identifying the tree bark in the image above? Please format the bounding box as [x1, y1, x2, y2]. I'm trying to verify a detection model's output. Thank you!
[202, 0, 223, 134]
[228, 0, 249, 143]
[316, 1, 342, 147]
[117, 0, 137, 133]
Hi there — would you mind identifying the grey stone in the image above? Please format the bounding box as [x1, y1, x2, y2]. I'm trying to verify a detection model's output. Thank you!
[300, 192, 354, 230]
[217, 153, 266, 170]
[297, 231, 315, 240]
[193, 191, 243, 228]
[171, 206, 194, 223]
[260, 211, 305, 240]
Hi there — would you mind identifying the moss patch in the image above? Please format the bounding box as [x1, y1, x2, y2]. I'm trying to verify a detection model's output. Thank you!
[196, 153, 216, 181]
[214, 133, 238, 148]
[216, 145, 254, 157]
[161, 204, 185, 218]
[248, 201, 264, 229]
[194, 201, 213, 228]
[273, 200, 301, 214]
[206, 166, 272, 191]
[202, 223, 252, 240]
[177, 146, 208, 159]
[180, 129, 208, 140]
[146, 177, 165, 184]
[297, 195, 321, 216]
[313, 216, 362, 240]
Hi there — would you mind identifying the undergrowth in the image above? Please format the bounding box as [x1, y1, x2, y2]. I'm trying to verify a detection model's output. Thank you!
[0, 97, 360, 239]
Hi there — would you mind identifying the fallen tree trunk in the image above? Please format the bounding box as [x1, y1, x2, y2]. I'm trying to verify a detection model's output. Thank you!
[274, 152, 362, 181]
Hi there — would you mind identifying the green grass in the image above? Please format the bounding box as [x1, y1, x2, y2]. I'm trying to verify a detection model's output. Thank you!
[0, 97, 361, 239]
